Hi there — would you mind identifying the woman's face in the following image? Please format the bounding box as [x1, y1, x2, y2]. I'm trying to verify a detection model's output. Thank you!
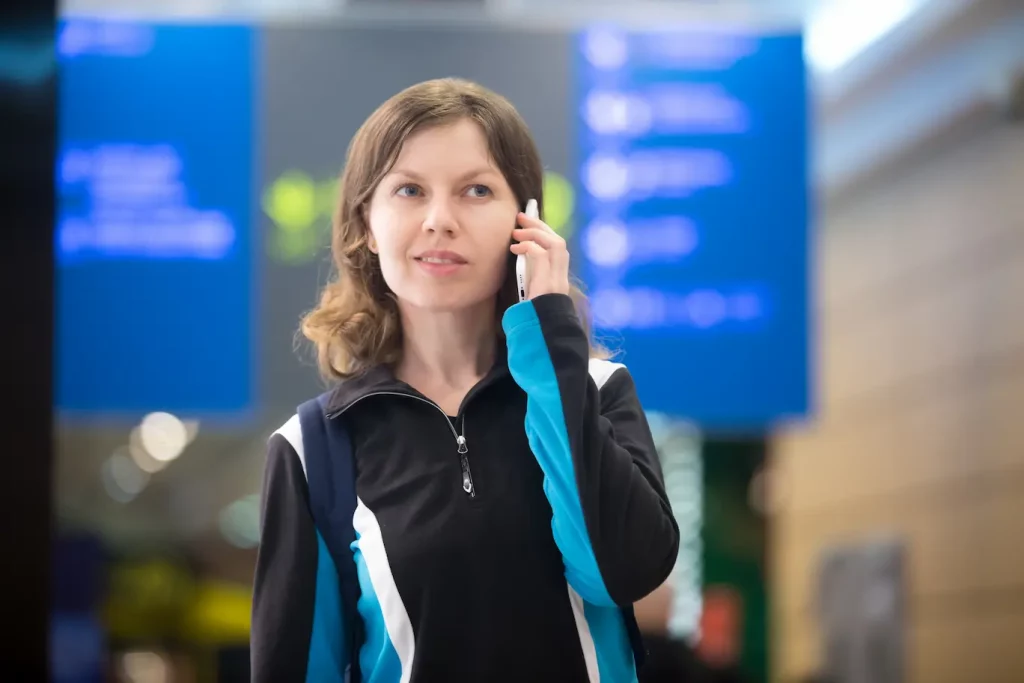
[366, 118, 519, 313]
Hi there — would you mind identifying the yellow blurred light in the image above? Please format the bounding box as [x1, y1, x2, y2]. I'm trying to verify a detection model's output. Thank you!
[543, 171, 575, 239]
[265, 170, 329, 265]
[180, 580, 253, 645]
[104, 559, 195, 642]
[262, 170, 317, 233]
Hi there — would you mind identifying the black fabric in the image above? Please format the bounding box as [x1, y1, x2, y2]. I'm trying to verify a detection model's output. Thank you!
[343, 379, 592, 681]
[623, 604, 648, 671]
[638, 634, 707, 683]
[250, 433, 318, 682]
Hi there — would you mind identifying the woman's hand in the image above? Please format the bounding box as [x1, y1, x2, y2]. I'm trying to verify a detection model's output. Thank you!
[510, 210, 571, 300]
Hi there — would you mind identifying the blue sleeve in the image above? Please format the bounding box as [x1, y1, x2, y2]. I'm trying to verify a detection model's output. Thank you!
[502, 294, 679, 607]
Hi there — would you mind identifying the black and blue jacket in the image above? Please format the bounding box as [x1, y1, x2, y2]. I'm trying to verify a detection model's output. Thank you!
[251, 293, 680, 682]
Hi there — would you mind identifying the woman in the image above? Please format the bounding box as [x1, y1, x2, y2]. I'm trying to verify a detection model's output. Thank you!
[251, 78, 679, 682]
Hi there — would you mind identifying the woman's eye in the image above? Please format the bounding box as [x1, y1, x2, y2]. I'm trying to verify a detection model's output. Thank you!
[466, 184, 492, 198]
[396, 184, 422, 198]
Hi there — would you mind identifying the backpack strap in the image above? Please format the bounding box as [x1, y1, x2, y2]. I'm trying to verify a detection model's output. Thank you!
[298, 394, 363, 682]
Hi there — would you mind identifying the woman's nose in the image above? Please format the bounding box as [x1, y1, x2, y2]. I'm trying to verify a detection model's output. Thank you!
[421, 197, 458, 235]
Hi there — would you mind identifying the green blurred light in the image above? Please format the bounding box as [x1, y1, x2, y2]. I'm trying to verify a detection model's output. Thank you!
[543, 171, 575, 239]
[263, 170, 317, 232]
[264, 170, 328, 265]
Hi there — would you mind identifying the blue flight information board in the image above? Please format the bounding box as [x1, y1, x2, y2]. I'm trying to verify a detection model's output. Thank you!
[574, 26, 810, 427]
[56, 20, 256, 418]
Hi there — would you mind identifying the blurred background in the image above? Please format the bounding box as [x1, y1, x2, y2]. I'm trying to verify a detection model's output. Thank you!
[23, 0, 1024, 681]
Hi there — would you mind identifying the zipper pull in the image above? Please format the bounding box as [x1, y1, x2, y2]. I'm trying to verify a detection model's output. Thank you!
[456, 435, 468, 454]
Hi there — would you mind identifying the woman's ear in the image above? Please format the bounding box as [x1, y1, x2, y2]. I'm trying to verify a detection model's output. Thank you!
[367, 233, 379, 254]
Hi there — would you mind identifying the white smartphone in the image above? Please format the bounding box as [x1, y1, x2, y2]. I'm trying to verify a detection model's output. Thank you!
[516, 198, 539, 302]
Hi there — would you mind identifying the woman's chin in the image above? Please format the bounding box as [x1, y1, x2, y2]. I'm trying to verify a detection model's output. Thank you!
[397, 287, 499, 315]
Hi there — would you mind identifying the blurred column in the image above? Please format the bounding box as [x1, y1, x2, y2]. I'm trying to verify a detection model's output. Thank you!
[0, 0, 57, 678]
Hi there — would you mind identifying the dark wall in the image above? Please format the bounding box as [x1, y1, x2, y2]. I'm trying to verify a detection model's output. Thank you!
[2, 1, 57, 677]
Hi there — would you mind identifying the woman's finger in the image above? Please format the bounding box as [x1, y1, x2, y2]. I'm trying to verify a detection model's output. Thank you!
[509, 240, 547, 257]
[512, 227, 564, 250]
[517, 211, 558, 235]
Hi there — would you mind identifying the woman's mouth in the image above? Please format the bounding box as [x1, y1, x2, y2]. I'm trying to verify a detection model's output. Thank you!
[414, 250, 468, 276]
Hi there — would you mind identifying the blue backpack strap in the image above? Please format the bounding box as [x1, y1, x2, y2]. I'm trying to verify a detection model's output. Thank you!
[298, 393, 363, 682]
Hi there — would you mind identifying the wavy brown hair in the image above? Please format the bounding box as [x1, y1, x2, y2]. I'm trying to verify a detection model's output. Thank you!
[301, 78, 600, 380]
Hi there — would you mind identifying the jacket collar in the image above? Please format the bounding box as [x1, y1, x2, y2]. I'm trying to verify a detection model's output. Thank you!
[323, 345, 511, 418]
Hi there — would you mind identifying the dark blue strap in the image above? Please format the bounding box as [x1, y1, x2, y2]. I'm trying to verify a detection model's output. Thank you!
[298, 394, 362, 682]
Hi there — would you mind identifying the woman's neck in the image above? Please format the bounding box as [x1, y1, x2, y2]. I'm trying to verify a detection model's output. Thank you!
[395, 301, 497, 413]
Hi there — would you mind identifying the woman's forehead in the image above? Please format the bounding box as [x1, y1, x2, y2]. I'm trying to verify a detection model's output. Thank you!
[390, 121, 502, 180]
[398, 120, 488, 158]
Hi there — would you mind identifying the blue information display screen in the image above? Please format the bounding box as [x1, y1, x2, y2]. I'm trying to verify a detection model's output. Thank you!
[574, 27, 810, 427]
[56, 20, 256, 418]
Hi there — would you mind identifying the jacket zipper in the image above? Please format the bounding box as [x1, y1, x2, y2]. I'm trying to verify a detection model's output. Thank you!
[328, 391, 475, 497]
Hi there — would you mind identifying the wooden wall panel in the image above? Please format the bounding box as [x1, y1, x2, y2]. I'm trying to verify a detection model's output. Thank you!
[770, 122, 1024, 682]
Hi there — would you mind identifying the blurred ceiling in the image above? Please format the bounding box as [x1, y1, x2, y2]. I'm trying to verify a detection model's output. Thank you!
[55, 0, 920, 76]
